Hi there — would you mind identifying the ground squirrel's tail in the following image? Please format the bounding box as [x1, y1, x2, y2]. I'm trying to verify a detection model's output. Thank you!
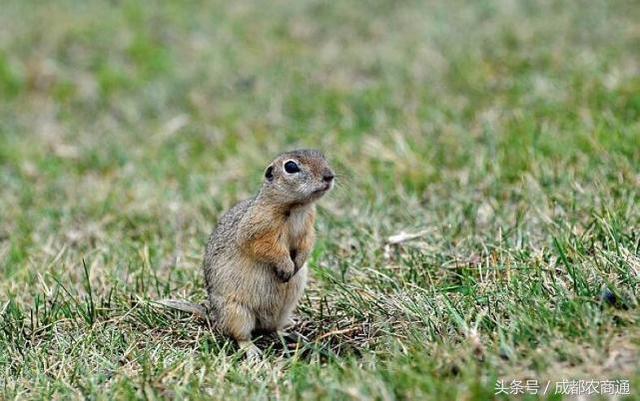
[155, 299, 208, 320]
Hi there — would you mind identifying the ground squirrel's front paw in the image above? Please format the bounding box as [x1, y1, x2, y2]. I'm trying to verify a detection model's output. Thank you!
[293, 252, 308, 273]
[275, 259, 295, 282]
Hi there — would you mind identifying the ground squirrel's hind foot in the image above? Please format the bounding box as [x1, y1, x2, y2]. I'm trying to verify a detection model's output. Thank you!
[238, 340, 263, 362]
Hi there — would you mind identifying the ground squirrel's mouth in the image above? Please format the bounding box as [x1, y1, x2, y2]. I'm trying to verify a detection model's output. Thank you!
[313, 182, 333, 194]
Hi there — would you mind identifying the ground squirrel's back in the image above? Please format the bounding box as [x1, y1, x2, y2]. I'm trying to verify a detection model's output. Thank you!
[202, 149, 334, 358]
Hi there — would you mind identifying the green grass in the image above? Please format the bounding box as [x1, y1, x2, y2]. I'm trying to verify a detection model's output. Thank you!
[1, 0, 639, 399]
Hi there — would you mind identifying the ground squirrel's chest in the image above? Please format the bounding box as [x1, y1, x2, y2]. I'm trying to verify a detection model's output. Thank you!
[285, 206, 314, 242]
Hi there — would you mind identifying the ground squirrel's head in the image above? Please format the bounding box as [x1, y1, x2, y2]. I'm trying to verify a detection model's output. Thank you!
[261, 149, 334, 206]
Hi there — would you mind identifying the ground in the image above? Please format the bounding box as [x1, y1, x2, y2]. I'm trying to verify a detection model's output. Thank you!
[0, 0, 639, 400]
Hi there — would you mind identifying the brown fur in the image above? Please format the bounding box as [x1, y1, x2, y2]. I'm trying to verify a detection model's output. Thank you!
[193, 149, 334, 359]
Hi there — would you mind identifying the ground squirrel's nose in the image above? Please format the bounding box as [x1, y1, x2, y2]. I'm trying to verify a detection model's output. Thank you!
[323, 173, 335, 183]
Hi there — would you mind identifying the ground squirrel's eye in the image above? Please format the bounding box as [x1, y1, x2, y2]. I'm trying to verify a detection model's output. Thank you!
[265, 166, 274, 181]
[284, 160, 300, 174]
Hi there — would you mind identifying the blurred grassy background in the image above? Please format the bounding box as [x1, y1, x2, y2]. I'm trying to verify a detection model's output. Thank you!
[1, 0, 639, 399]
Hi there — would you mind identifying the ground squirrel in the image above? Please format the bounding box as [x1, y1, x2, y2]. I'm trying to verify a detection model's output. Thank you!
[160, 149, 334, 359]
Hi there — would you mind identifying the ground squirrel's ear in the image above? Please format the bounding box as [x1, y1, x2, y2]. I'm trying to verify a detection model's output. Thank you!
[265, 165, 274, 182]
